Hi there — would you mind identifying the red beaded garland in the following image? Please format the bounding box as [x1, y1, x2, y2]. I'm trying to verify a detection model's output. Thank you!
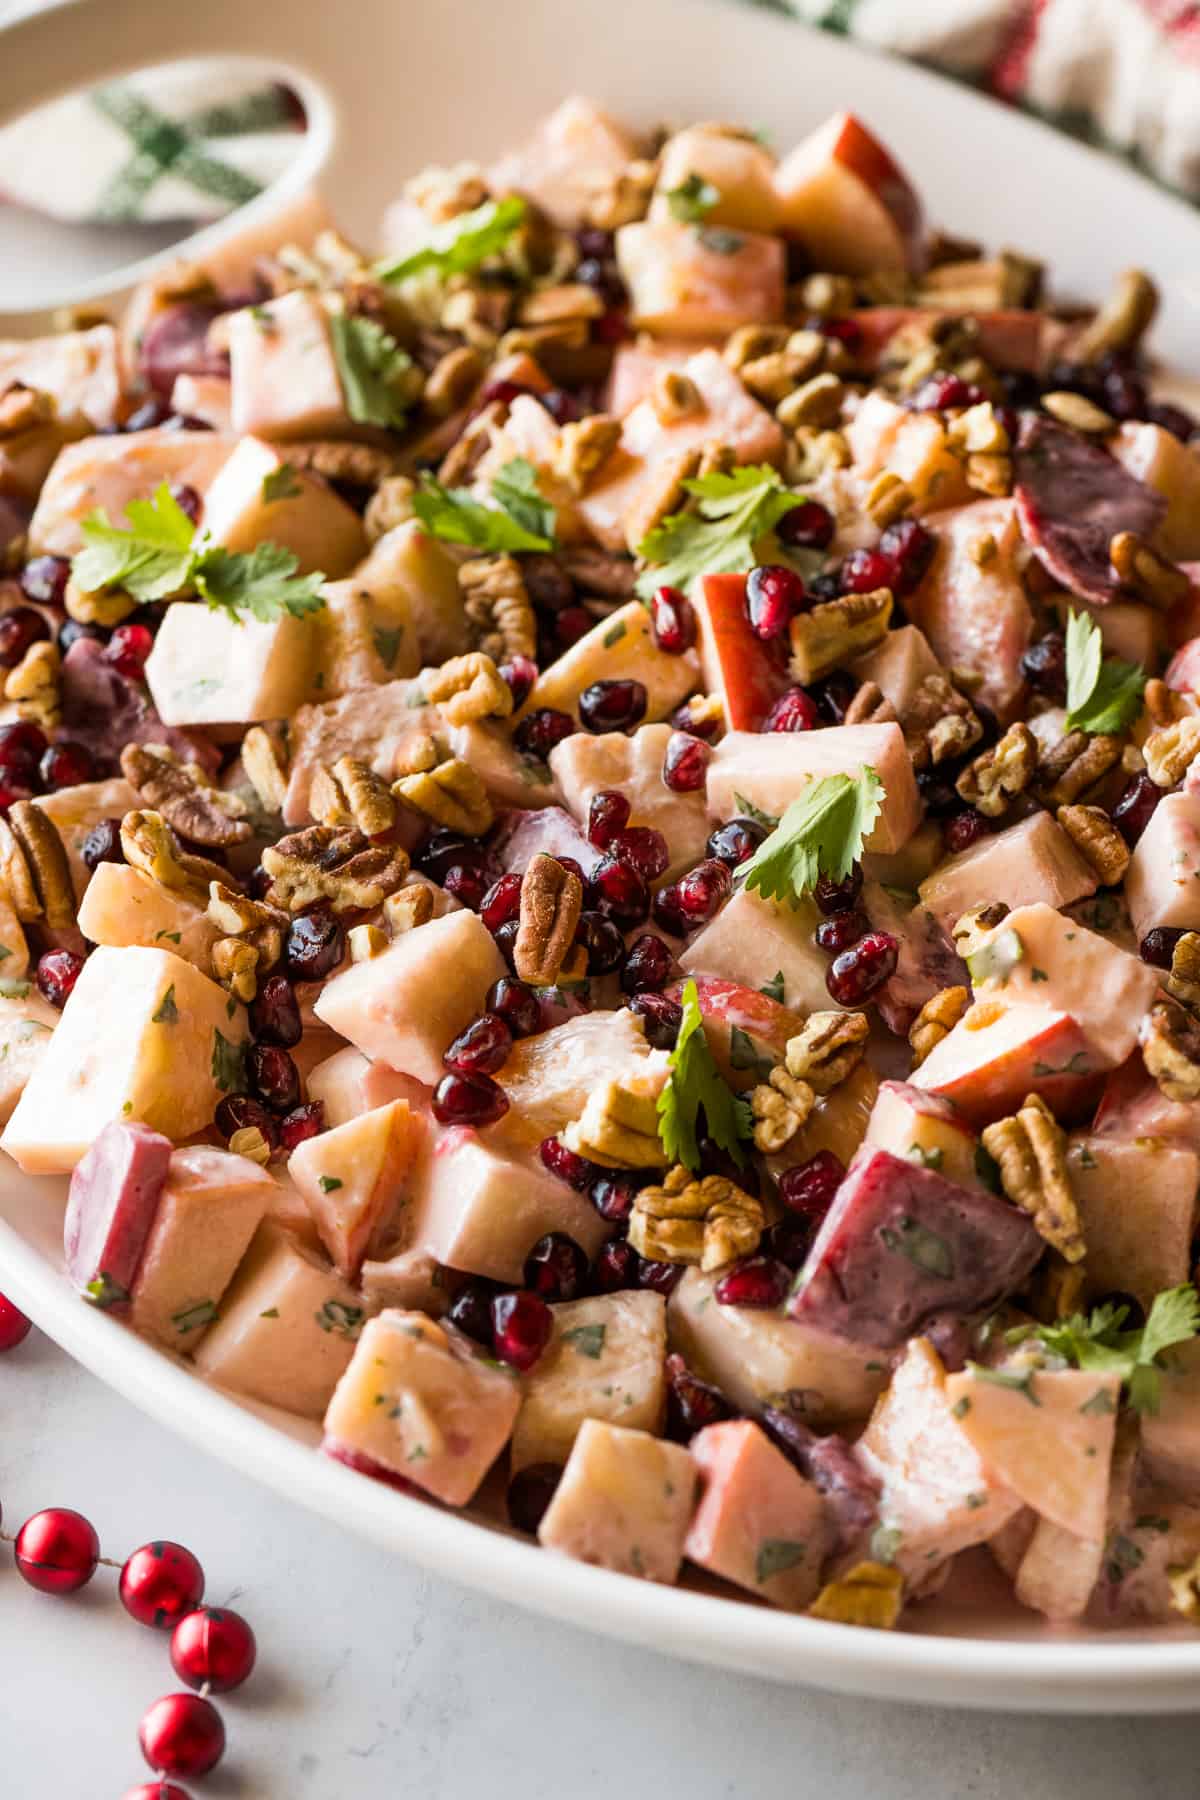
[138, 1692, 225, 1779]
[14, 1507, 100, 1593]
[122, 1786, 193, 1800]
[120, 1541, 206, 1629]
[171, 1605, 257, 1693]
[0, 1289, 32, 1350]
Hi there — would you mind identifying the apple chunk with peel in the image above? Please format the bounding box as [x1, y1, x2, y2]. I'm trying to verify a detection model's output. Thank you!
[1125, 792, 1200, 940]
[774, 112, 924, 276]
[1067, 1135, 1199, 1310]
[910, 1002, 1101, 1128]
[304, 1046, 427, 1130]
[512, 1290, 666, 1471]
[667, 973, 805, 1092]
[905, 499, 1035, 721]
[538, 1419, 697, 1583]
[789, 1146, 1041, 1347]
[289, 1099, 423, 1278]
[705, 723, 921, 854]
[1111, 421, 1200, 561]
[693, 574, 788, 733]
[63, 1119, 173, 1310]
[864, 1080, 983, 1194]
[615, 219, 785, 339]
[943, 1366, 1120, 1542]
[323, 1310, 520, 1506]
[918, 811, 1096, 937]
[679, 885, 836, 1018]
[686, 1421, 828, 1611]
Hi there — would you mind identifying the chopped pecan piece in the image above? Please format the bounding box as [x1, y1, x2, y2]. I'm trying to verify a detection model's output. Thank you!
[5, 640, 60, 728]
[629, 1166, 764, 1272]
[1142, 999, 1200, 1103]
[1167, 933, 1200, 1011]
[364, 475, 418, 542]
[1037, 730, 1123, 806]
[649, 368, 705, 425]
[392, 748, 493, 836]
[788, 589, 893, 685]
[951, 903, 1009, 960]
[206, 881, 288, 947]
[348, 923, 389, 962]
[723, 324, 790, 370]
[955, 721, 1037, 817]
[864, 471, 914, 529]
[903, 673, 982, 769]
[964, 452, 1013, 497]
[1144, 717, 1200, 789]
[241, 725, 290, 814]
[786, 427, 850, 482]
[554, 414, 621, 495]
[908, 985, 969, 1066]
[1055, 803, 1130, 885]
[980, 1092, 1084, 1263]
[739, 340, 824, 406]
[458, 554, 537, 662]
[583, 159, 657, 231]
[384, 883, 436, 934]
[0, 384, 53, 435]
[120, 811, 230, 909]
[437, 399, 506, 486]
[517, 284, 605, 327]
[563, 1071, 670, 1170]
[284, 439, 402, 488]
[843, 680, 897, 727]
[6, 801, 74, 930]
[120, 744, 251, 849]
[261, 826, 410, 915]
[424, 650, 514, 726]
[749, 1066, 814, 1153]
[1143, 677, 1182, 729]
[1074, 268, 1158, 363]
[309, 755, 397, 837]
[808, 1563, 903, 1629]
[776, 371, 845, 431]
[64, 577, 136, 627]
[1109, 531, 1189, 609]
[514, 853, 583, 985]
[423, 345, 486, 419]
[557, 545, 639, 599]
[784, 1010, 869, 1094]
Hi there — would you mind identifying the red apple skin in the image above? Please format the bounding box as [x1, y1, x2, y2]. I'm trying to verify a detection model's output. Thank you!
[851, 308, 1044, 375]
[668, 975, 803, 1089]
[912, 1010, 1104, 1129]
[694, 574, 789, 732]
[774, 112, 924, 276]
[1092, 1054, 1200, 1154]
[1167, 566, 1200, 650]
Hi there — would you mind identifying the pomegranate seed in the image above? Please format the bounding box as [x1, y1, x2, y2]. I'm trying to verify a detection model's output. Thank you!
[448, 1277, 500, 1345]
[480, 872, 524, 932]
[479, 377, 531, 409]
[943, 808, 991, 854]
[169, 481, 202, 525]
[814, 866, 863, 914]
[589, 854, 650, 926]
[675, 857, 732, 925]
[663, 731, 710, 793]
[539, 1135, 598, 1190]
[486, 975, 540, 1038]
[0, 778, 35, 814]
[587, 789, 630, 847]
[38, 739, 94, 790]
[714, 1255, 791, 1309]
[589, 1171, 640, 1222]
[523, 1232, 588, 1302]
[611, 826, 669, 883]
[1140, 926, 1187, 969]
[498, 654, 538, 709]
[555, 855, 586, 884]
[745, 564, 806, 640]
[277, 1101, 324, 1153]
[621, 933, 672, 994]
[838, 547, 895, 594]
[707, 818, 768, 866]
[492, 1290, 553, 1370]
[779, 1150, 844, 1222]
[762, 687, 819, 733]
[507, 1464, 561, 1534]
[0, 606, 49, 669]
[668, 699, 721, 742]
[578, 678, 647, 734]
[825, 930, 898, 1005]
[878, 518, 935, 595]
[575, 254, 627, 306]
[576, 910, 625, 974]
[638, 1257, 684, 1297]
[513, 707, 575, 759]
[283, 906, 345, 981]
[593, 307, 630, 346]
[432, 1070, 509, 1127]
[494, 919, 519, 969]
[576, 226, 615, 259]
[554, 605, 593, 650]
[763, 1213, 817, 1269]
[35, 948, 84, 1009]
[1019, 631, 1067, 700]
[416, 830, 486, 882]
[916, 768, 959, 818]
[81, 819, 123, 878]
[215, 1095, 278, 1152]
[665, 1353, 736, 1441]
[911, 371, 983, 412]
[815, 908, 867, 953]
[592, 1239, 639, 1293]
[629, 991, 683, 1049]
[248, 1044, 300, 1114]
[811, 670, 858, 724]
[540, 387, 584, 425]
[0, 718, 47, 776]
[651, 883, 687, 938]
[249, 973, 302, 1047]
[105, 621, 154, 680]
[444, 1011, 513, 1076]
[650, 585, 695, 654]
[814, 315, 863, 352]
[442, 863, 487, 911]
[776, 499, 834, 551]
[1112, 772, 1163, 846]
[19, 555, 70, 606]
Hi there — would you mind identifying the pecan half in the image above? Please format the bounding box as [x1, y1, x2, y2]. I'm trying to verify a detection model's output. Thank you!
[261, 826, 410, 914]
[5, 640, 60, 728]
[629, 1166, 764, 1272]
[513, 853, 583, 986]
[562, 1070, 671, 1170]
[6, 801, 74, 929]
[392, 748, 493, 836]
[120, 744, 251, 849]
[424, 651, 514, 726]
[1109, 531, 1189, 609]
[1167, 933, 1200, 1011]
[955, 721, 1037, 817]
[784, 1010, 870, 1094]
[1055, 803, 1130, 885]
[557, 545, 639, 600]
[909, 985, 969, 1066]
[0, 816, 42, 921]
[1036, 730, 1123, 806]
[458, 555, 537, 663]
[788, 589, 893, 685]
[1142, 999, 1200, 1103]
[864, 471, 914, 529]
[739, 338, 824, 406]
[309, 755, 397, 837]
[981, 1092, 1084, 1262]
[749, 1066, 814, 1153]
[284, 439, 402, 488]
[554, 414, 621, 495]
[1144, 717, 1200, 789]
[120, 811, 230, 908]
[423, 346, 486, 419]
[241, 724, 290, 814]
[843, 680, 897, 727]
[808, 1563, 904, 1630]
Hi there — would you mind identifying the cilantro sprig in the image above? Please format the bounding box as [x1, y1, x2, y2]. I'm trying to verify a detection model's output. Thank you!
[656, 978, 751, 1173]
[413, 457, 555, 552]
[739, 770, 885, 907]
[1006, 1285, 1200, 1415]
[634, 465, 801, 598]
[72, 483, 326, 623]
[375, 195, 526, 284]
[1064, 608, 1146, 734]
[665, 173, 719, 223]
[329, 314, 414, 430]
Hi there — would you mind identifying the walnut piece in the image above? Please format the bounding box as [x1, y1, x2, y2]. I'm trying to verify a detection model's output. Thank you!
[955, 722, 1036, 817]
[554, 415, 621, 495]
[788, 589, 893, 685]
[843, 680, 897, 727]
[1144, 717, 1200, 789]
[749, 1066, 814, 1153]
[384, 884, 436, 934]
[458, 554, 537, 663]
[784, 1010, 870, 1094]
[5, 640, 60, 728]
[120, 810, 230, 908]
[628, 1166, 764, 1272]
[1167, 933, 1200, 1011]
[562, 1071, 671, 1170]
[364, 475, 417, 542]
[1037, 730, 1123, 806]
[980, 1092, 1084, 1263]
[261, 826, 410, 915]
[909, 985, 969, 1066]
[424, 651, 514, 727]
[557, 545, 639, 599]
[1055, 803, 1130, 886]
[649, 369, 705, 426]
[309, 755, 396, 837]
[513, 853, 583, 986]
[392, 748, 493, 836]
[1141, 999, 1200, 1103]
[902, 672, 982, 769]
[5, 800, 74, 930]
[64, 576, 136, 627]
[120, 744, 251, 848]
[808, 1563, 904, 1629]
[241, 724, 290, 814]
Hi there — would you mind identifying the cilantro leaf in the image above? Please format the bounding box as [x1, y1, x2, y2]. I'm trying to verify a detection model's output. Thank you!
[192, 542, 326, 624]
[413, 460, 554, 552]
[665, 174, 719, 223]
[73, 481, 196, 602]
[1006, 1284, 1200, 1414]
[1064, 608, 1146, 734]
[328, 314, 413, 431]
[634, 465, 800, 598]
[656, 978, 752, 1173]
[261, 464, 303, 504]
[490, 457, 557, 543]
[375, 195, 526, 284]
[740, 770, 885, 906]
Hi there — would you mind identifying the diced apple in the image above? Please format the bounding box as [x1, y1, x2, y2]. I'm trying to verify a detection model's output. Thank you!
[193, 1221, 376, 1419]
[512, 1290, 666, 1470]
[77, 862, 220, 972]
[490, 806, 602, 880]
[314, 577, 422, 697]
[1142, 1341, 1200, 1496]
[616, 219, 785, 339]
[2, 946, 248, 1174]
[1013, 1515, 1104, 1623]
[774, 113, 924, 275]
[488, 97, 637, 227]
[668, 1267, 888, 1426]
[652, 126, 780, 233]
[145, 601, 319, 729]
[917, 810, 1096, 936]
[170, 373, 232, 432]
[844, 392, 970, 513]
[1125, 791, 1200, 940]
[692, 573, 788, 732]
[850, 624, 943, 720]
[282, 682, 441, 826]
[1166, 635, 1200, 698]
[679, 884, 835, 1017]
[706, 724, 921, 855]
[28, 429, 234, 557]
[670, 974, 805, 1091]
[446, 717, 563, 812]
[864, 1080, 983, 1193]
[228, 291, 352, 439]
[549, 722, 710, 878]
[943, 1365, 1120, 1542]
[34, 777, 139, 899]
[289, 1100, 422, 1277]
[314, 910, 505, 1084]
[1111, 421, 1200, 561]
[128, 1146, 276, 1350]
[605, 339, 696, 417]
[856, 1338, 1023, 1580]
[0, 324, 122, 428]
[0, 990, 58, 1125]
[1052, 593, 1165, 670]
[360, 1247, 449, 1315]
[686, 1420, 828, 1610]
[852, 307, 1044, 376]
[62, 1119, 173, 1309]
[538, 1418, 696, 1582]
[347, 522, 469, 665]
[305, 1046, 428, 1129]
[1092, 1055, 1200, 1155]
[911, 1001, 1102, 1128]
[496, 1007, 663, 1149]
[323, 1310, 520, 1505]
[1067, 1134, 1198, 1309]
[518, 600, 701, 726]
[905, 499, 1035, 719]
[201, 435, 366, 576]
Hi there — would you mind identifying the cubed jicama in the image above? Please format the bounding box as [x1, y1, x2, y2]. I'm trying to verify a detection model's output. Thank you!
[616, 220, 785, 339]
[678, 884, 835, 1016]
[305, 1046, 428, 1130]
[1093, 1055, 1200, 1154]
[1125, 791, 1200, 940]
[289, 1099, 423, 1277]
[228, 291, 351, 439]
[917, 811, 1096, 936]
[863, 1080, 983, 1194]
[1052, 593, 1165, 670]
[0, 324, 122, 429]
[76, 862, 220, 972]
[517, 600, 701, 726]
[1013, 1515, 1105, 1623]
[200, 435, 366, 576]
[62, 1119, 173, 1309]
[549, 722, 710, 879]
[513, 1290, 666, 1470]
[849, 624, 942, 718]
[905, 499, 1035, 719]
[0, 990, 58, 1126]
[1111, 421, 1200, 561]
[28, 429, 234, 556]
[910, 1002, 1101, 1127]
[1067, 1134, 1198, 1309]
[537, 1418, 696, 1582]
[145, 600, 320, 728]
[651, 127, 781, 234]
[128, 1146, 276, 1351]
[347, 522, 469, 665]
[1142, 1341, 1200, 1496]
[323, 1310, 520, 1505]
[2, 947, 249, 1174]
[316, 579, 422, 696]
[495, 1006, 664, 1148]
[686, 1420, 828, 1610]
[193, 1221, 375, 1419]
[314, 910, 505, 1085]
[705, 724, 921, 855]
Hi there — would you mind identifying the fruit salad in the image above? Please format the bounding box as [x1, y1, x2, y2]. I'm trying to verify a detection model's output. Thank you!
[3, 94, 1200, 1635]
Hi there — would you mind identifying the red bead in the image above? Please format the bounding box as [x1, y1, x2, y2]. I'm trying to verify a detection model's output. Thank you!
[578, 678, 647, 734]
[611, 825, 669, 882]
[1112, 772, 1162, 846]
[825, 929, 898, 1005]
[675, 857, 732, 925]
[911, 371, 984, 412]
[554, 605, 593, 649]
[662, 731, 710, 793]
[34, 947, 85, 1009]
[586, 788, 630, 848]
[539, 1135, 597, 1190]
[776, 498, 835, 551]
[576, 909, 625, 974]
[480, 872, 524, 933]
[169, 481, 202, 525]
[121, 1785, 192, 1800]
[650, 585, 695, 654]
[39, 738, 95, 790]
[444, 1011, 513, 1076]
[745, 564, 806, 640]
[814, 867, 863, 915]
[0, 777, 35, 814]
[1140, 927, 1186, 970]
[589, 1170, 640, 1222]
[170, 1605, 257, 1694]
[491, 1290, 553, 1370]
[120, 1541, 205, 1629]
[637, 1257, 684, 1297]
[665, 1353, 736, 1440]
[0, 718, 48, 774]
[0, 1290, 31, 1350]
[838, 547, 895, 594]
[668, 698, 721, 742]
[282, 905, 345, 981]
[714, 1255, 791, 1309]
[19, 556, 70, 606]
[762, 686, 819, 733]
[106, 621, 155, 681]
[432, 1070, 509, 1127]
[215, 1094, 278, 1153]
[593, 306, 630, 345]
[523, 1232, 588, 1301]
[138, 1692, 225, 1779]
[14, 1508, 99, 1593]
